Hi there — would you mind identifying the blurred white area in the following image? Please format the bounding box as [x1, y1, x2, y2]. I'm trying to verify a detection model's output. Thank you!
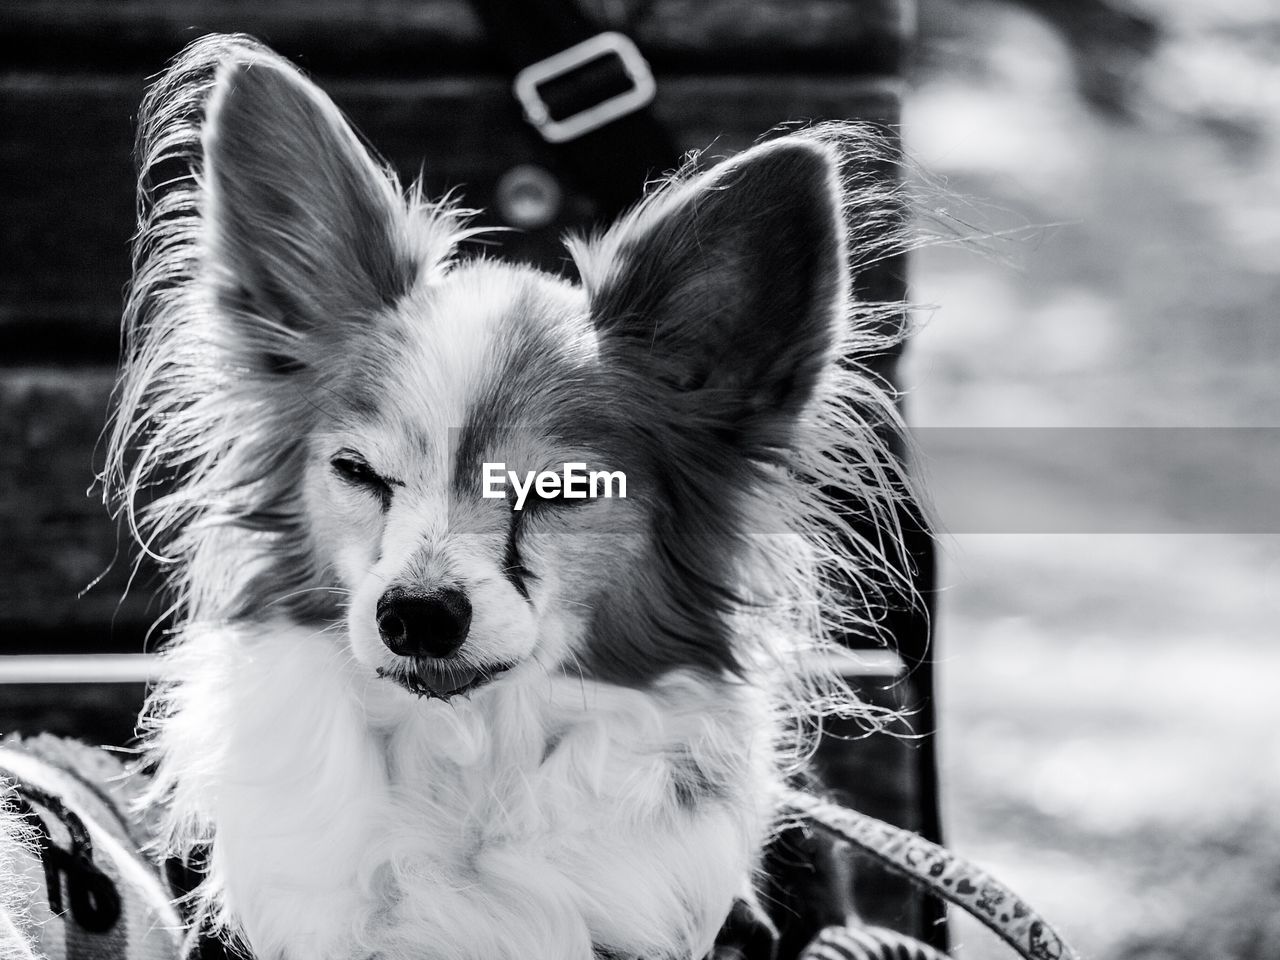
[908, 2, 1280, 429]
[902, 1, 1280, 957]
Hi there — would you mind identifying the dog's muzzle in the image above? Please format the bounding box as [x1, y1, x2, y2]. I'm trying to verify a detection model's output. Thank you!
[377, 659, 514, 700]
[373, 587, 513, 698]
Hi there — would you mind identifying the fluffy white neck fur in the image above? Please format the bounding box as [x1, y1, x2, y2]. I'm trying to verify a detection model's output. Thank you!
[148, 623, 778, 960]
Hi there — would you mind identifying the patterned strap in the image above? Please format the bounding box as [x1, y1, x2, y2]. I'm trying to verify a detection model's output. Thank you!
[780, 788, 1078, 960]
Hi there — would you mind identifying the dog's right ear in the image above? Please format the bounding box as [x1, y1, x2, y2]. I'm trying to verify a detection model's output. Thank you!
[577, 138, 847, 449]
[202, 53, 415, 364]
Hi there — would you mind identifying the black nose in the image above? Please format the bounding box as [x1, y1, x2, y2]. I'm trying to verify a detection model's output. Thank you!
[377, 587, 472, 659]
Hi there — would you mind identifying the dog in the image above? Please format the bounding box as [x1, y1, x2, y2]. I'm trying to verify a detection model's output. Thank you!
[98, 34, 909, 960]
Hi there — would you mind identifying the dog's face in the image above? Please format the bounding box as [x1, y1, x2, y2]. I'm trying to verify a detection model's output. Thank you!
[299, 264, 649, 697]
[197, 49, 849, 699]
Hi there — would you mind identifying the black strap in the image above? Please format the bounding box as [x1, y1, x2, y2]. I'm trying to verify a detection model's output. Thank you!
[468, 0, 682, 220]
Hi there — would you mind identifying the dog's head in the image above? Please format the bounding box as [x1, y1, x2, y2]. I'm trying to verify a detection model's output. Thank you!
[114, 39, 900, 701]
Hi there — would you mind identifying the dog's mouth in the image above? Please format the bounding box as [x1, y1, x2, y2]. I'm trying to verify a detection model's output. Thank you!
[377, 658, 514, 700]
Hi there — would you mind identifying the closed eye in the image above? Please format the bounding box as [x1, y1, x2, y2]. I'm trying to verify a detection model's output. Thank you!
[525, 488, 583, 512]
[523, 475, 592, 514]
[330, 449, 395, 510]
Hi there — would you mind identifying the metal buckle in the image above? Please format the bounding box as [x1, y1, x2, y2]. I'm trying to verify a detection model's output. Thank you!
[513, 31, 656, 144]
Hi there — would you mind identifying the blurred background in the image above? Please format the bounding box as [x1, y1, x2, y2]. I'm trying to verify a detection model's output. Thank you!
[909, 2, 1280, 958]
[1, 2, 1278, 959]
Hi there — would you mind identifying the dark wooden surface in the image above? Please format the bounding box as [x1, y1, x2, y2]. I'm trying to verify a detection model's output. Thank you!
[0, 683, 149, 747]
[0, 0, 910, 75]
[0, 371, 150, 638]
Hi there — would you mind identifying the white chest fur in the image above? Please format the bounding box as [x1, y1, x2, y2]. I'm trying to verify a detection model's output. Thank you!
[149, 624, 778, 960]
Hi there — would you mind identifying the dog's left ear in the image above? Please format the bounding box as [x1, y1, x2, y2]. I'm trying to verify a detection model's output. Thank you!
[584, 139, 846, 430]
[201, 48, 416, 361]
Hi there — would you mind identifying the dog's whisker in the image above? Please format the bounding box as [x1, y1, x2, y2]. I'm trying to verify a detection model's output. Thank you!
[266, 585, 352, 607]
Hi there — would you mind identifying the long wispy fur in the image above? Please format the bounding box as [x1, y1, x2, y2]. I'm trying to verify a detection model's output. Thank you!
[0, 789, 39, 960]
[104, 34, 918, 960]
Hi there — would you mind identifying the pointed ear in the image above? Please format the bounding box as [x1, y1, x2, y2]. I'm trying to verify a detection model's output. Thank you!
[202, 53, 415, 354]
[584, 139, 847, 427]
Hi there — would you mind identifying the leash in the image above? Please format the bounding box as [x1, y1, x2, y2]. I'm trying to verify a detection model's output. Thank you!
[781, 788, 1078, 960]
